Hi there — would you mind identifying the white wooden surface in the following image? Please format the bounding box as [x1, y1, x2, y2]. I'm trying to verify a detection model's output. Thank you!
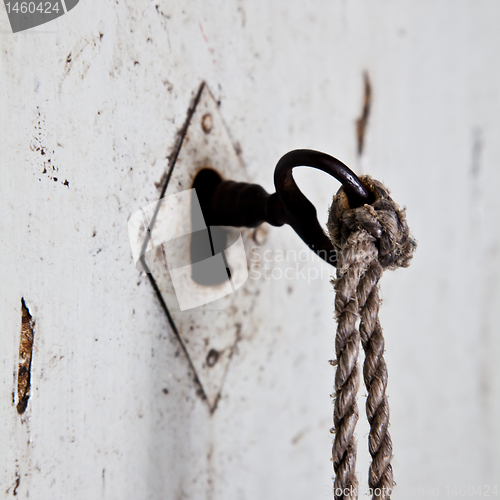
[1, 1, 500, 498]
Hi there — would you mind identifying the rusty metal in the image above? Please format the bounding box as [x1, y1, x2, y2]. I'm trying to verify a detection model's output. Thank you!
[201, 149, 373, 267]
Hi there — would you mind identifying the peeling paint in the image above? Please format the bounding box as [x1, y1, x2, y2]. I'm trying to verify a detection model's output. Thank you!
[355, 71, 371, 156]
[17, 299, 34, 415]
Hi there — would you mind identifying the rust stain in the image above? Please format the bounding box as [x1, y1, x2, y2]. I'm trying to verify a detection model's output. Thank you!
[17, 299, 35, 415]
[12, 468, 20, 496]
[154, 170, 169, 192]
[356, 72, 372, 156]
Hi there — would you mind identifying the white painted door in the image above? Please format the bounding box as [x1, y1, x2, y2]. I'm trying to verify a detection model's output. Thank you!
[1, 2, 500, 499]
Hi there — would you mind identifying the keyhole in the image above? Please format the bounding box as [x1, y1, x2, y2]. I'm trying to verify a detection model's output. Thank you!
[191, 169, 232, 285]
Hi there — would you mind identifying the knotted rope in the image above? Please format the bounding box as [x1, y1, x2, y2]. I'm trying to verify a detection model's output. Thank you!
[327, 176, 416, 500]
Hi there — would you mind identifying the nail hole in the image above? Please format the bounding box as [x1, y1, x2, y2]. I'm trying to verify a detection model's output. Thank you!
[206, 349, 219, 367]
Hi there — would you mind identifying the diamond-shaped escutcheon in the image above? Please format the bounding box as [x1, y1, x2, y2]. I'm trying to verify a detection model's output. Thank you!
[136, 84, 267, 410]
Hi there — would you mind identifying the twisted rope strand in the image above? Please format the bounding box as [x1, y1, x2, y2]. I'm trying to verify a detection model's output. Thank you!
[328, 176, 416, 500]
[331, 232, 377, 500]
[358, 260, 394, 499]
[331, 278, 360, 499]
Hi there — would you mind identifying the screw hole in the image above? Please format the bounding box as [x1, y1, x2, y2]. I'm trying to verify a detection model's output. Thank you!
[206, 349, 219, 367]
[201, 113, 213, 133]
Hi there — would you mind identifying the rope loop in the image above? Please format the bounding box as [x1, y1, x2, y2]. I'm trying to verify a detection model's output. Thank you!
[328, 176, 416, 270]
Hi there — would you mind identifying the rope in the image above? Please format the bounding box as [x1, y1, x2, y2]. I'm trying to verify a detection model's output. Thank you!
[327, 176, 416, 500]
